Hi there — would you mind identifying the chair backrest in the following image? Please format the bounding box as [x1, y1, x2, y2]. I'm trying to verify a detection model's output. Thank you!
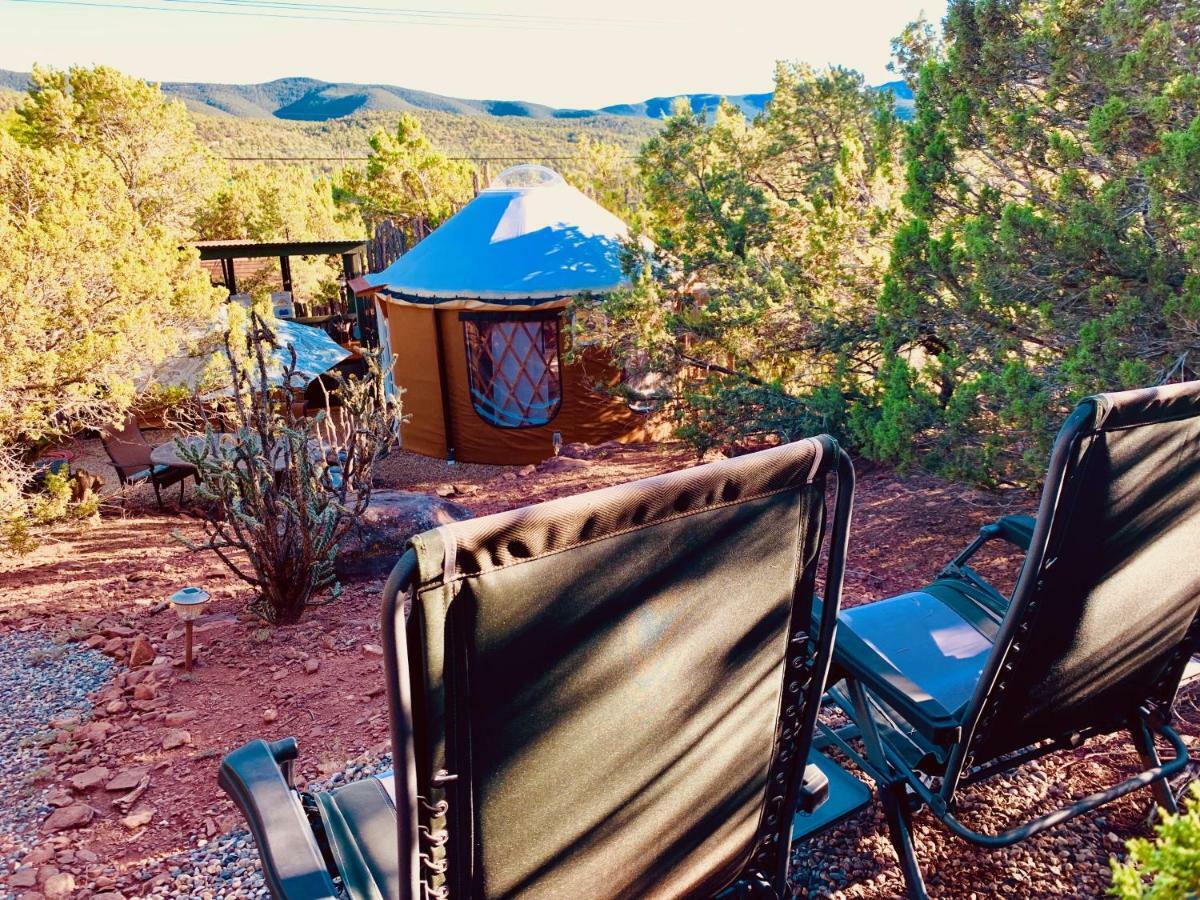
[383, 437, 852, 900]
[100, 415, 153, 475]
[963, 381, 1200, 764]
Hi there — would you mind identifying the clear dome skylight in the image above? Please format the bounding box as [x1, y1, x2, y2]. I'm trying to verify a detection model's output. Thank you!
[487, 164, 565, 190]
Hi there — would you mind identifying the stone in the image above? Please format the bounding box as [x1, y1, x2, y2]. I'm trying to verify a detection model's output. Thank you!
[45, 789, 73, 808]
[434, 483, 457, 497]
[42, 804, 94, 833]
[84, 635, 107, 650]
[22, 847, 54, 866]
[93, 894, 126, 900]
[42, 873, 75, 899]
[101, 638, 125, 656]
[538, 455, 590, 473]
[10, 868, 38, 888]
[104, 699, 127, 716]
[131, 682, 157, 701]
[334, 490, 473, 581]
[36, 867, 59, 884]
[120, 807, 154, 830]
[105, 768, 149, 792]
[68, 766, 110, 792]
[518, 463, 537, 477]
[361, 644, 384, 658]
[261, 708, 278, 723]
[161, 729, 190, 750]
[113, 776, 150, 812]
[303, 658, 319, 675]
[126, 635, 155, 667]
[163, 710, 197, 728]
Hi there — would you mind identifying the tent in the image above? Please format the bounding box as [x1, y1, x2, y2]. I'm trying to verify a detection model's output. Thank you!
[140, 313, 350, 394]
[355, 165, 653, 465]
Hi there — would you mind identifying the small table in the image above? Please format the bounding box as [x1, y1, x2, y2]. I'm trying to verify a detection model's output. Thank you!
[151, 434, 232, 472]
[152, 434, 325, 473]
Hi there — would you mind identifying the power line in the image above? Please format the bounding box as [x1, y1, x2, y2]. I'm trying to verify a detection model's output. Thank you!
[220, 154, 637, 162]
[6, 0, 667, 29]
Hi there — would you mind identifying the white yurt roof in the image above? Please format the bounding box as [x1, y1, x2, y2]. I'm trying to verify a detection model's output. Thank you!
[365, 165, 632, 305]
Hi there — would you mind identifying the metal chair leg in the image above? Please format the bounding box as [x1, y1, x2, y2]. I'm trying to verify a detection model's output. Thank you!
[882, 781, 929, 900]
[152, 477, 163, 510]
[1131, 716, 1179, 814]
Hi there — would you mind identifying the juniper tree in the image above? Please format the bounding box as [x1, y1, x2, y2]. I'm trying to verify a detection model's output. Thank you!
[867, 0, 1200, 486]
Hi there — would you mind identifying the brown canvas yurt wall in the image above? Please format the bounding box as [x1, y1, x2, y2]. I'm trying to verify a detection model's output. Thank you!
[384, 302, 651, 465]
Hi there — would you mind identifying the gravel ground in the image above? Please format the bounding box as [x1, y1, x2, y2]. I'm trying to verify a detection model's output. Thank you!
[0, 631, 114, 886]
[138, 751, 394, 899]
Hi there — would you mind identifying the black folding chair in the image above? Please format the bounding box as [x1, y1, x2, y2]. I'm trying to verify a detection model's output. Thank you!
[823, 381, 1200, 898]
[220, 436, 870, 898]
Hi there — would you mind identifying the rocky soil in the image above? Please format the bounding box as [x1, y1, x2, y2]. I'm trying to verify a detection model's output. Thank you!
[0, 439, 1195, 899]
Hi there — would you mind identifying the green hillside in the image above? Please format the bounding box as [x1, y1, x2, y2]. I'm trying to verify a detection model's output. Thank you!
[193, 108, 659, 169]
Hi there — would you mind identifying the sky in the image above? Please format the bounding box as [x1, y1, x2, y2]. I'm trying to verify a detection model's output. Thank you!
[0, 0, 946, 109]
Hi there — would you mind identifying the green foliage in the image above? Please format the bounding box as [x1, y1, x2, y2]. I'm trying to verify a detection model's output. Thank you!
[1110, 783, 1200, 898]
[17, 65, 221, 233]
[334, 113, 475, 229]
[194, 163, 363, 306]
[873, 0, 1200, 486]
[561, 135, 640, 219]
[594, 64, 902, 452]
[0, 66, 223, 552]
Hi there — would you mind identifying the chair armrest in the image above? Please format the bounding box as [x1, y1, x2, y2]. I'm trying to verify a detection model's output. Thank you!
[218, 739, 339, 900]
[834, 625, 963, 746]
[993, 514, 1035, 551]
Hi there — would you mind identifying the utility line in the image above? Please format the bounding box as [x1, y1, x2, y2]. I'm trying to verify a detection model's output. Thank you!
[221, 155, 637, 161]
[6, 0, 664, 29]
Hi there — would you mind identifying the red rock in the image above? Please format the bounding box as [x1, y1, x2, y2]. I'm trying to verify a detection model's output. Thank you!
[48, 713, 81, 730]
[105, 768, 149, 792]
[362, 644, 384, 657]
[124, 668, 152, 687]
[104, 700, 127, 716]
[102, 625, 135, 638]
[303, 658, 320, 675]
[42, 803, 94, 833]
[101, 637, 125, 656]
[120, 807, 154, 830]
[161, 729, 190, 750]
[42, 872, 76, 898]
[10, 868, 38, 888]
[22, 847, 54, 866]
[163, 710, 197, 728]
[36, 866, 59, 884]
[126, 635, 155, 668]
[83, 635, 107, 649]
[261, 708, 278, 723]
[68, 766, 110, 792]
[434, 483, 457, 497]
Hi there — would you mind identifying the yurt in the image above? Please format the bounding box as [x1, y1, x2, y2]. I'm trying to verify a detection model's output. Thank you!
[355, 165, 653, 465]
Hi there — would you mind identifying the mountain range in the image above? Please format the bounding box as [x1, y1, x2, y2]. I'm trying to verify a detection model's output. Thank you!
[0, 69, 913, 122]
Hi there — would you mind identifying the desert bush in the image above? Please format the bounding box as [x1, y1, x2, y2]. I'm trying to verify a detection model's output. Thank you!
[1111, 783, 1200, 898]
[175, 312, 403, 625]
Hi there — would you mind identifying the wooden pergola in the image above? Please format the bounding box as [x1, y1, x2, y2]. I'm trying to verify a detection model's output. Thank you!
[192, 240, 374, 345]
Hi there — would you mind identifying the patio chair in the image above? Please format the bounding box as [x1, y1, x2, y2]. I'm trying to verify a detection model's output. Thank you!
[823, 381, 1200, 898]
[100, 415, 191, 509]
[219, 436, 873, 898]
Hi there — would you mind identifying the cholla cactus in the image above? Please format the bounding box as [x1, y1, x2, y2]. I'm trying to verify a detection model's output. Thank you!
[175, 312, 403, 624]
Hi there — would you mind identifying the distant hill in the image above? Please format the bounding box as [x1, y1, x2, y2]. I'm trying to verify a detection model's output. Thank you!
[0, 70, 913, 123]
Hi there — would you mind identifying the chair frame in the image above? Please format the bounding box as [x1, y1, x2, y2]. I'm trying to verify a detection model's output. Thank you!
[100, 419, 191, 509]
[219, 440, 860, 900]
[379, 442, 859, 899]
[823, 397, 1196, 899]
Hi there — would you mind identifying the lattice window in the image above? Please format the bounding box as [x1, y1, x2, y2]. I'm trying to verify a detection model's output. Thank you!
[462, 312, 562, 428]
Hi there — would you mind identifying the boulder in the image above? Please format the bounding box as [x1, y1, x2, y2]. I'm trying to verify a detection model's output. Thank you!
[42, 804, 94, 834]
[68, 766, 110, 792]
[126, 635, 155, 668]
[161, 729, 190, 750]
[335, 490, 473, 581]
[163, 710, 197, 728]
